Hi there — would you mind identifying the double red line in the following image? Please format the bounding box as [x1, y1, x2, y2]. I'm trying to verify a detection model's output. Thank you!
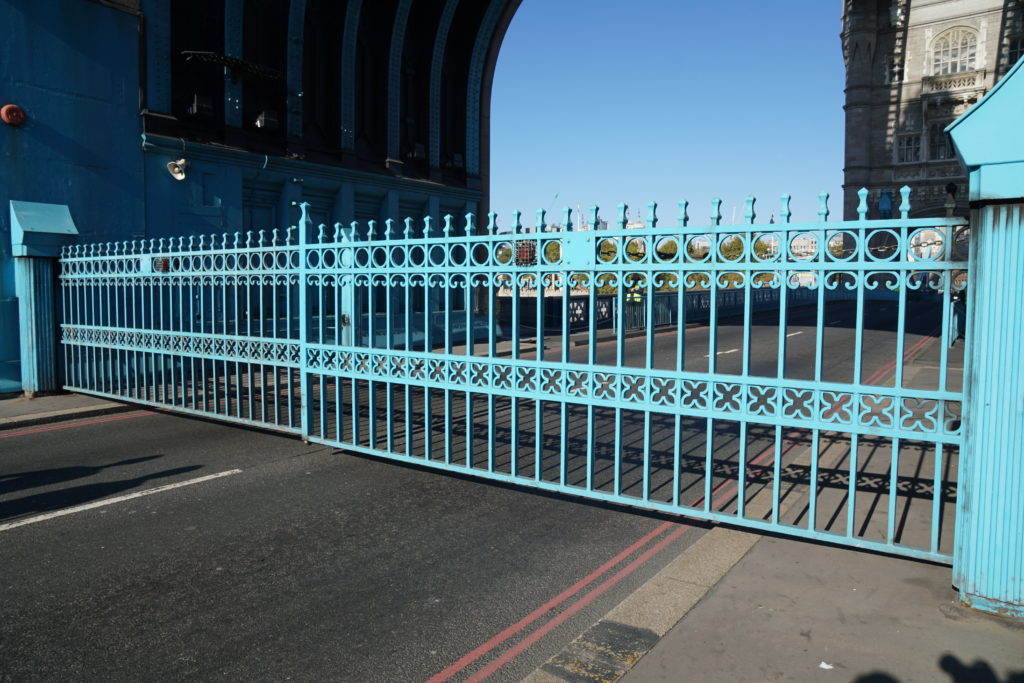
[433, 327, 942, 682]
[0, 411, 150, 440]
[432, 425, 787, 683]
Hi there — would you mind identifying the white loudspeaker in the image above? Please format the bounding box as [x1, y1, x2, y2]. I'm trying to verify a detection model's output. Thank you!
[166, 158, 188, 181]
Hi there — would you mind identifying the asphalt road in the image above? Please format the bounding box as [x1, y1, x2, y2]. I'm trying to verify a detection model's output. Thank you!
[0, 412, 702, 682]
[0, 297, 962, 681]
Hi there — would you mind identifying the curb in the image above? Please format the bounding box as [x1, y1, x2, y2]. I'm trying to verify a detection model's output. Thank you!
[524, 445, 816, 683]
[0, 403, 136, 432]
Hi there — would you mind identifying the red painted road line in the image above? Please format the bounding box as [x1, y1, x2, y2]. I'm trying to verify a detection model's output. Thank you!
[463, 524, 692, 683]
[438, 325, 945, 681]
[432, 419, 788, 683]
[425, 521, 675, 683]
[0, 411, 152, 439]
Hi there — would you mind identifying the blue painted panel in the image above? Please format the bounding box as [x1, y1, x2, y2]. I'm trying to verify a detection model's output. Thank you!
[0, 0, 146, 391]
[0, 298, 20, 394]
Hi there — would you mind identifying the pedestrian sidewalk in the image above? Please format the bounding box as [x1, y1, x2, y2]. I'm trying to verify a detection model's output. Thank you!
[0, 392, 133, 431]
[620, 533, 1024, 683]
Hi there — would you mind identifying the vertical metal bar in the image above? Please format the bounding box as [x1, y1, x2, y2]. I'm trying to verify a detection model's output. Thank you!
[931, 443, 943, 553]
[189, 256, 197, 410]
[645, 275, 654, 369]
[368, 267, 378, 451]
[615, 275, 625, 367]
[405, 265, 412, 458]
[887, 437, 900, 544]
[487, 230, 496, 471]
[465, 267, 473, 468]
[737, 421, 747, 517]
[771, 424, 782, 524]
[777, 281, 789, 379]
[808, 429, 819, 530]
[613, 404, 621, 495]
[587, 262, 597, 492]
[893, 231, 909, 389]
[443, 274, 451, 465]
[937, 269, 953, 393]
[560, 270, 569, 486]
[286, 255, 295, 429]
[847, 432, 858, 537]
[423, 262, 432, 460]
[642, 409, 651, 501]
[853, 222, 866, 385]
[704, 418, 714, 511]
[387, 268, 394, 455]
[510, 218, 521, 475]
[298, 203, 312, 440]
[272, 267, 279, 425]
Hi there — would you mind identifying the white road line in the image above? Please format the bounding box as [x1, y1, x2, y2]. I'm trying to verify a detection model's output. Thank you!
[703, 348, 740, 358]
[829, 320, 842, 325]
[0, 469, 242, 533]
[786, 331, 804, 338]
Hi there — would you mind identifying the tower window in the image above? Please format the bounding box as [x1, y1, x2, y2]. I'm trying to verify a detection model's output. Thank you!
[897, 135, 921, 163]
[1009, 36, 1024, 66]
[929, 122, 953, 160]
[932, 28, 978, 75]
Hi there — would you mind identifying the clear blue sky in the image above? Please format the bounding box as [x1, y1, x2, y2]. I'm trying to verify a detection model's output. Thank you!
[488, 0, 846, 227]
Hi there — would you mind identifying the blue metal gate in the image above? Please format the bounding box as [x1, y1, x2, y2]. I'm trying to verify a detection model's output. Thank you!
[60, 189, 968, 563]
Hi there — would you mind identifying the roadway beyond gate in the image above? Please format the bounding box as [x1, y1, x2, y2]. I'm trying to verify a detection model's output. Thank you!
[59, 188, 968, 567]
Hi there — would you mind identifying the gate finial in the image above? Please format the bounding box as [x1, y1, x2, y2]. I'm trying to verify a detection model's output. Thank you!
[678, 200, 689, 227]
[899, 185, 911, 218]
[744, 196, 756, 225]
[857, 187, 869, 220]
[710, 198, 722, 226]
[817, 192, 830, 222]
[780, 194, 791, 224]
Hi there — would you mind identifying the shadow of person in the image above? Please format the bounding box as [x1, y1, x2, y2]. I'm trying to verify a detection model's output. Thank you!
[0, 464, 204, 521]
[940, 654, 1024, 683]
[0, 455, 164, 496]
[854, 674, 900, 683]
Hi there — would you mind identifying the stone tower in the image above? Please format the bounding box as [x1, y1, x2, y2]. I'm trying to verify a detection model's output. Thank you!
[841, 0, 1023, 218]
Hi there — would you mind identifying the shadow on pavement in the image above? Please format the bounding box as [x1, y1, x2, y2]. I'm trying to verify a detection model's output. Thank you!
[0, 463, 203, 521]
[0, 455, 164, 496]
[853, 654, 1024, 683]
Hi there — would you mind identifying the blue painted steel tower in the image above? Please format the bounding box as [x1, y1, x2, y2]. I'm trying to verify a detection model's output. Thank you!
[0, 0, 520, 394]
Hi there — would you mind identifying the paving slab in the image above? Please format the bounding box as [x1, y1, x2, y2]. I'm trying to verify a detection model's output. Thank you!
[622, 535, 1024, 683]
[0, 392, 134, 431]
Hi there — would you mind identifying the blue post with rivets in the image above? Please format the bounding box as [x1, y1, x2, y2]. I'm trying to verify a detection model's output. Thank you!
[947, 58, 1024, 618]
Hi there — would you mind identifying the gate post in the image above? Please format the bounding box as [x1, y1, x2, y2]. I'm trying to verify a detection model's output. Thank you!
[9, 201, 79, 396]
[947, 60, 1024, 618]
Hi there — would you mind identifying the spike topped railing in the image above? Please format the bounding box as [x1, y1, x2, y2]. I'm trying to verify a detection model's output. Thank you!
[61, 186, 968, 563]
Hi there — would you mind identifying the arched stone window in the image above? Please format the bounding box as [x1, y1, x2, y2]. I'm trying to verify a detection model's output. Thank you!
[932, 28, 978, 75]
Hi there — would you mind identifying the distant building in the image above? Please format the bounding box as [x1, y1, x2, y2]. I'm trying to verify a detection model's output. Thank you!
[841, 0, 1023, 218]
